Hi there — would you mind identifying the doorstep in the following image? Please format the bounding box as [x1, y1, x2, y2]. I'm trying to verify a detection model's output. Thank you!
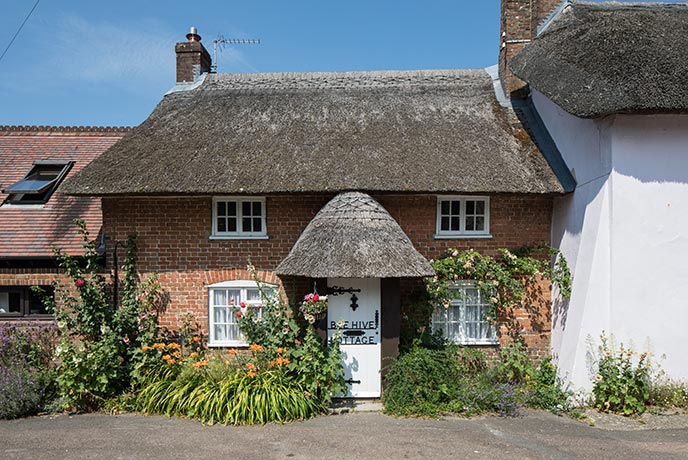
[329, 399, 383, 414]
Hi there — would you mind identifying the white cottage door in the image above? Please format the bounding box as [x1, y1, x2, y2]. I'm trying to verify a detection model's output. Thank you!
[327, 277, 381, 398]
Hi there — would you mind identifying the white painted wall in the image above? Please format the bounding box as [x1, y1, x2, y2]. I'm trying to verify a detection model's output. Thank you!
[609, 115, 688, 382]
[533, 89, 688, 389]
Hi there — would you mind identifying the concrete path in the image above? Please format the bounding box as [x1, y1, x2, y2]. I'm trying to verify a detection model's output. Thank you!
[1, 410, 687, 460]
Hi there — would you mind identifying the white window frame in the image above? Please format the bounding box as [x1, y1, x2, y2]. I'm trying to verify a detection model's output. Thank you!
[210, 196, 268, 239]
[207, 280, 277, 347]
[431, 281, 497, 345]
[434, 195, 491, 238]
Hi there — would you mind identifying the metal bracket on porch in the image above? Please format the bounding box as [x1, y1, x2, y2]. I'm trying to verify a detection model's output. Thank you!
[327, 286, 361, 296]
[327, 286, 362, 311]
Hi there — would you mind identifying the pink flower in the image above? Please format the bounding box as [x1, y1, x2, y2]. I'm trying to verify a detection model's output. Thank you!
[235, 311, 242, 318]
[240, 301, 246, 308]
[230, 298, 235, 305]
[75, 278, 85, 288]
[304, 293, 314, 301]
[123, 336, 130, 344]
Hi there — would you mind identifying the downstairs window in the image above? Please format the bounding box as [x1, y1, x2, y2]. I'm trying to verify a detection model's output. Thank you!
[207, 280, 277, 347]
[431, 281, 497, 345]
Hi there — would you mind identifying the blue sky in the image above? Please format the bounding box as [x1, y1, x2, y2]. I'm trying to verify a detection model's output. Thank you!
[0, 1, 501, 126]
[0, 1, 677, 127]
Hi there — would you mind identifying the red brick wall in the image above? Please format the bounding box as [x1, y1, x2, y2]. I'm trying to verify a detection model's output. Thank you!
[499, 0, 562, 95]
[102, 193, 553, 355]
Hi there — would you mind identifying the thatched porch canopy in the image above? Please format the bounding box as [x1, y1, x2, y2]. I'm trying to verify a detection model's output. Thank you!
[276, 192, 434, 278]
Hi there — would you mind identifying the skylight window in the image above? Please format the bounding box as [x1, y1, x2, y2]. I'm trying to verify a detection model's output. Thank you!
[3, 161, 73, 205]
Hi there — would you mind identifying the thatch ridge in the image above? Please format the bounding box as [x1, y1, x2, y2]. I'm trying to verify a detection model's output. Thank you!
[276, 192, 434, 278]
[62, 69, 564, 196]
[511, 2, 688, 118]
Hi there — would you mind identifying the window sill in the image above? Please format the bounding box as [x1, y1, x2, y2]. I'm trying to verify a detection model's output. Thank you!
[456, 340, 499, 346]
[209, 235, 269, 240]
[208, 342, 248, 348]
[434, 233, 493, 240]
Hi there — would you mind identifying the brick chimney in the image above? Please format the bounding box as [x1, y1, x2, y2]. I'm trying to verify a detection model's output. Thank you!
[175, 26, 211, 83]
[499, 0, 561, 97]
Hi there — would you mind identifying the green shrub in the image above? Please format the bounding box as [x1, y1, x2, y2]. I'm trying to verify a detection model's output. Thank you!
[383, 344, 462, 417]
[649, 380, 688, 409]
[493, 340, 532, 384]
[526, 357, 571, 412]
[591, 334, 650, 415]
[0, 324, 58, 419]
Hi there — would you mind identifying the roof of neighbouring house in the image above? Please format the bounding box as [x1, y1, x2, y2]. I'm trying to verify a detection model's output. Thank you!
[0, 126, 130, 258]
[276, 192, 434, 278]
[510, 2, 688, 118]
[61, 69, 566, 196]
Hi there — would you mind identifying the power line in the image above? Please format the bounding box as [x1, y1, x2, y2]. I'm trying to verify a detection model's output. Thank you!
[0, 0, 41, 64]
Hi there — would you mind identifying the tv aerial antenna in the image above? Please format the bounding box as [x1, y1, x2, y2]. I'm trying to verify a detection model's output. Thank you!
[212, 34, 260, 72]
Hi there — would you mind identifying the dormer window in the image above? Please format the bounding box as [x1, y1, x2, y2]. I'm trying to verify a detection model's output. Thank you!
[3, 161, 73, 205]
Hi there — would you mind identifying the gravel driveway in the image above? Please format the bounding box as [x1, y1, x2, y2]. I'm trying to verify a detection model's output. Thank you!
[1, 409, 687, 460]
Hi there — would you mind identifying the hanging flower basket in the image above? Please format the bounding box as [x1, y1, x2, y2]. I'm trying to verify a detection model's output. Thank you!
[300, 293, 328, 324]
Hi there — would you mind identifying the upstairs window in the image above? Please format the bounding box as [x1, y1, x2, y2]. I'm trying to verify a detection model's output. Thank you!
[207, 280, 277, 346]
[211, 197, 267, 239]
[3, 161, 73, 205]
[0, 286, 54, 317]
[431, 281, 496, 345]
[435, 196, 490, 238]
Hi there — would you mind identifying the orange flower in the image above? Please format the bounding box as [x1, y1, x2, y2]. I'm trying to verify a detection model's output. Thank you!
[167, 343, 181, 350]
[191, 336, 201, 343]
[193, 360, 209, 369]
[162, 354, 176, 365]
[247, 371, 257, 378]
[189, 352, 198, 359]
[246, 362, 257, 371]
[141, 345, 151, 352]
[228, 349, 238, 356]
[249, 344, 263, 352]
[152, 343, 166, 350]
[172, 350, 182, 358]
[277, 347, 286, 355]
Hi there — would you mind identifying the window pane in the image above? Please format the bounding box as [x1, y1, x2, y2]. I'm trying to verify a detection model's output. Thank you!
[228, 217, 237, 232]
[450, 201, 460, 215]
[242, 217, 252, 232]
[227, 202, 237, 216]
[217, 201, 226, 216]
[242, 201, 252, 216]
[451, 216, 460, 231]
[441, 216, 449, 231]
[466, 217, 475, 231]
[8, 292, 21, 313]
[466, 200, 475, 214]
[475, 217, 485, 231]
[228, 290, 241, 305]
[214, 290, 227, 306]
[252, 201, 262, 216]
[441, 200, 449, 214]
[217, 218, 227, 232]
[476, 200, 485, 214]
[214, 306, 226, 324]
[246, 289, 261, 302]
[215, 325, 227, 341]
[29, 287, 51, 315]
[253, 218, 262, 233]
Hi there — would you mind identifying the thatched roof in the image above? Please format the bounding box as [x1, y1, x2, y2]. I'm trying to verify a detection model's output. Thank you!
[276, 192, 434, 278]
[62, 69, 565, 196]
[510, 2, 688, 118]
